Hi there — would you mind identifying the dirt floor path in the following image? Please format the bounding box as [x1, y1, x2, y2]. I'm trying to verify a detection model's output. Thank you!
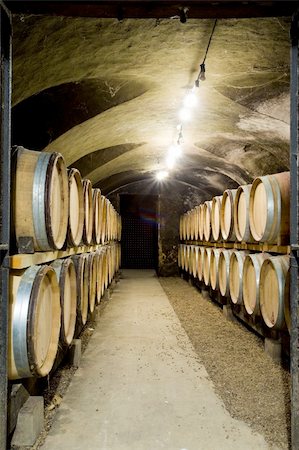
[159, 276, 290, 449]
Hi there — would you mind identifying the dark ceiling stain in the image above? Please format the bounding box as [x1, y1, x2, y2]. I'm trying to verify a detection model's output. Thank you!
[12, 77, 151, 150]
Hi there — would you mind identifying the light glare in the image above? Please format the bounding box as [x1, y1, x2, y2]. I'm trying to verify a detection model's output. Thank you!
[156, 170, 169, 181]
[183, 91, 197, 108]
[179, 107, 192, 122]
[166, 154, 176, 170]
[170, 144, 182, 158]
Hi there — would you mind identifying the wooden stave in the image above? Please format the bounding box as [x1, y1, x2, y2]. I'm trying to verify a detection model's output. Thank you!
[259, 255, 289, 330]
[51, 258, 77, 346]
[8, 265, 61, 380]
[82, 179, 93, 245]
[243, 253, 270, 316]
[14, 147, 69, 252]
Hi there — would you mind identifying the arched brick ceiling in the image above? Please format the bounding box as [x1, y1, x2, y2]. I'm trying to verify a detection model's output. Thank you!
[12, 15, 290, 196]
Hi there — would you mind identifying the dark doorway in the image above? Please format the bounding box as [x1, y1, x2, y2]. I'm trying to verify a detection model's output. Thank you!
[120, 194, 158, 269]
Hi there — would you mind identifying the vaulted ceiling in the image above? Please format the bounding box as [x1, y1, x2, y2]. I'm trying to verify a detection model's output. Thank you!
[10, 4, 291, 197]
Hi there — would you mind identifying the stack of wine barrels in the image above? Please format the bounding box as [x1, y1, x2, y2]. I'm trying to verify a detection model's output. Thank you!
[9, 147, 122, 380]
[178, 171, 290, 334]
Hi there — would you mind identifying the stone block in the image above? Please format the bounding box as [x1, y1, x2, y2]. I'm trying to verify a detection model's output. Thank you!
[11, 396, 44, 447]
[223, 305, 236, 322]
[68, 339, 82, 368]
[103, 288, 111, 301]
[8, 384, 30, 435]
[264, 337, 282, 363]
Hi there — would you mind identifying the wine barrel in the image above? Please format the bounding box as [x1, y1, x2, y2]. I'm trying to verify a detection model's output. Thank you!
[198, 205, 204, 241]
[186, 212, 192, 240]
[117, 215, 122, 241]
[102, 248, 109, 290]
[101, 196, 108, 244]
[67, 168, 84, 247]
[192, 246, 199, 278]
[193, 206, 200, 240]
[181, 215, 187, 241]
[284, 268, 291, 333]
[221, 189, 237, 242]
[178, 244, 182, 268]
[211, 196, 222, 241]
[51, 258, 77, 346]
[116, 243, 121, 272]
[203, 201, 212, 242]
[197, 246, 205, 281]
[92, 188, 101, 244]
[249, 172, 290, 244]
[185, 245, 192, 273]
[180, 244, 186, 270]
[179, 216, 184, 241]
[13, 147, 69, 251]
[218, 249, 233, 296]
[82, 179, 93, 245]
[95, 249, 104, 303]
[203, 247, 212, 285]
[87, 252, 97, 313]
[229, 251, 248, 305]
[210, 248, 222, 290]
[8, 265, 61, 379]
[260, 255, 289, 329]
[234, 185, 253, 243]
[72, 254, 89, 326]
[243, 253, 270, 315]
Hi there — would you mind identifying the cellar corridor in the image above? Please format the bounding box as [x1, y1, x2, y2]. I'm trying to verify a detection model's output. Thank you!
[40, 270, 268, 450]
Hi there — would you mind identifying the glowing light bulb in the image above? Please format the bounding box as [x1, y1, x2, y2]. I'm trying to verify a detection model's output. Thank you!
[156, 170, 169, 181]
[183, 90, 197, 108]
[166, 153, 176, 170]
[178, 107, 192, 122]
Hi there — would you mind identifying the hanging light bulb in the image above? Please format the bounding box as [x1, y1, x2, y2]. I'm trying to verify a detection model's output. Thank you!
[183, 90, 197, 108]
[156, 170, 169, 181]
[178, 107, 191, 122]
[166, 153, 176, 170]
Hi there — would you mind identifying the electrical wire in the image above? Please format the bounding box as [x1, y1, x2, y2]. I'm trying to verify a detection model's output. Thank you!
[196, 19, 217, 85]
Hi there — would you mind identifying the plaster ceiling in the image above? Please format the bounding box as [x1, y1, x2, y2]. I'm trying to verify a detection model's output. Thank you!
[11, 13, 290, 197]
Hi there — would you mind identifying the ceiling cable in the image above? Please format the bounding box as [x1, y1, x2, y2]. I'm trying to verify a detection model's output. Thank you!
[195, 19, 217, 86]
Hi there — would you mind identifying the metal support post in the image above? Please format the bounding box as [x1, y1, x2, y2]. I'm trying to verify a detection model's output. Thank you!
[290, 11, 299, 450]
[0, 2, 11, 449]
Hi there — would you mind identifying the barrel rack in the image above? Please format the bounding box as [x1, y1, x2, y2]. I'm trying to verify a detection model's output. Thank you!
[183, 240, 290, 255]
[6, 243, 112, 270]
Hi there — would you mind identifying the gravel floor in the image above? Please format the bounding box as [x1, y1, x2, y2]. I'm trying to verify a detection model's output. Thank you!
[159, 276, 290, 450]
